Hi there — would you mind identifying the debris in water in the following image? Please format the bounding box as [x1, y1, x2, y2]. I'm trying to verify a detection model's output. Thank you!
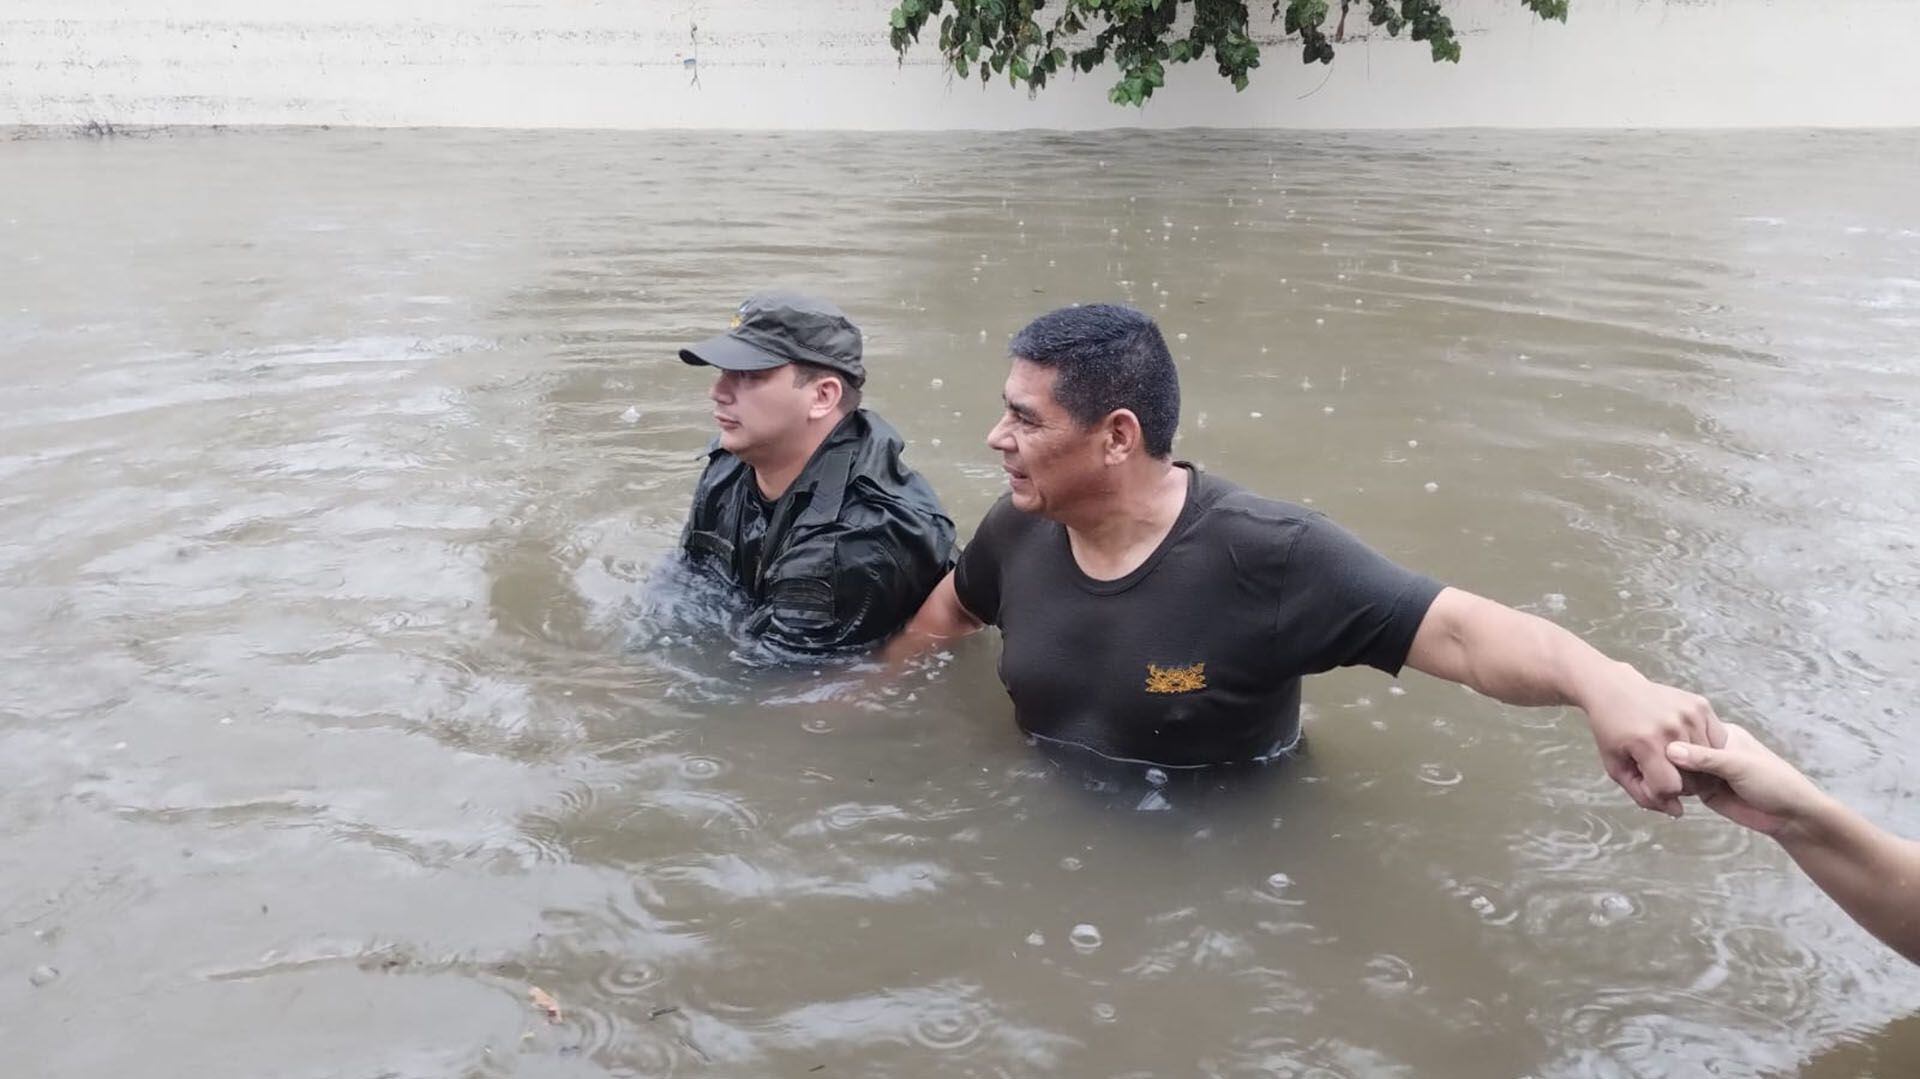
[1424, 482, 1439, 492]
[29, 965, 59, 987]
[530, 986, 562, 1023]
[621, 406, 641, 423]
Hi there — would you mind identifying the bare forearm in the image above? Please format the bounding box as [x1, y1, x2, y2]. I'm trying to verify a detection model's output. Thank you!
[882, 619, 969, 666]
[1422, 592, 1634, 709]
[881, 572, 981, 667]
[1778, 796, 1920, 964]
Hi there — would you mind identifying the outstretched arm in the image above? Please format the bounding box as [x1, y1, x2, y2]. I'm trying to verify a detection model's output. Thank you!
[1668, 726, 1920, 965]
[882, 570, 984, 666]
[1405, 586, 1724, 817]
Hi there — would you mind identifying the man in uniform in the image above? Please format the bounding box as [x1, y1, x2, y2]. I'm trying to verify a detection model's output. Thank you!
[678, 290, 955, 656]
[888, 303, 1723, 815]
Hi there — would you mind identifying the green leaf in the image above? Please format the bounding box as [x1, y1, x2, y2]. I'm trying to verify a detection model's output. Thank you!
[890, 7, 908, 29]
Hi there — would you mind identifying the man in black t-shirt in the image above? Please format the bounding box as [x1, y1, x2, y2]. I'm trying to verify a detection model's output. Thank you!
[888, 304, 1725, 816]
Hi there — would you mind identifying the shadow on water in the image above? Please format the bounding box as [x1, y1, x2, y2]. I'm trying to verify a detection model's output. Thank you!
[1798, 1012, 1920, 1079]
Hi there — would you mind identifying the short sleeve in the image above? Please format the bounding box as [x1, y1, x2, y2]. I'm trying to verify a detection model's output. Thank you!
[952, 495, 1016, 626]
[1274, 515, 1445, 676]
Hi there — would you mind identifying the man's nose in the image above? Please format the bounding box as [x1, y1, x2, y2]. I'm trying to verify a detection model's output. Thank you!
[986, 415, 1012, 450]
[710, 373, 732, 403]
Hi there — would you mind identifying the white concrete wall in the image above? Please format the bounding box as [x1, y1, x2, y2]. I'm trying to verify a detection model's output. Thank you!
[4, 0, 1918, 130]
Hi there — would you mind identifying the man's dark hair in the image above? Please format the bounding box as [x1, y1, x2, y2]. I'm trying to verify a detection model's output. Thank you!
[1008, 304, 1180, 458]
[791, 361, 862, 414]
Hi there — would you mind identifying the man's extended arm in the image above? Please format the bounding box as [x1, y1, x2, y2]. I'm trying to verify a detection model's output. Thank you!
[1667, 726, 1920, 965]
[882, 569, 983, 666]
[1405, 586, 1725, 817]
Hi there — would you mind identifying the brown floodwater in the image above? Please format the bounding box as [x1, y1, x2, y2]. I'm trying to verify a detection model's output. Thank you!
[2, 127, 1917, 1078]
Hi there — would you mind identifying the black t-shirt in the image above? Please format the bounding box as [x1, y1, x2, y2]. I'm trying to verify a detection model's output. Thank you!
[952, 465, 1445, 767]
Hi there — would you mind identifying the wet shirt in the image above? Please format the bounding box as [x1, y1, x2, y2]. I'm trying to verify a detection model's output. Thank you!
[952, 465, 1444, 767]
[681, 409, 956, 657]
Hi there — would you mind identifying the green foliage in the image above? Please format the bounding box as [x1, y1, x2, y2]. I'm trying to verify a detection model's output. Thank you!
[887, 0, 1570, 106]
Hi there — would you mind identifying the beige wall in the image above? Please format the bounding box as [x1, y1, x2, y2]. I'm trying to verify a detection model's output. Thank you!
[4, 0, 1918, 130]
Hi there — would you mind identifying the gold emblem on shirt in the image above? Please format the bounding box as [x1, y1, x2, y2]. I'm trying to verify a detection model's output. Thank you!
[1145, 662, 1207, 694]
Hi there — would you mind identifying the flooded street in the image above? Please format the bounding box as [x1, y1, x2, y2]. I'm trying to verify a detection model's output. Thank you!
[3, 128, 1917, 1077]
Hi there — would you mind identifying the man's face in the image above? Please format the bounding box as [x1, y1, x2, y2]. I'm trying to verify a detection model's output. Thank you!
[709, 366, 814, 464]
[987, 359, 1106, 518]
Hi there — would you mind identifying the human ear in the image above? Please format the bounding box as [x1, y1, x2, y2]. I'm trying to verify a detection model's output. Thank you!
[1104, 409, 1142, 465]
[808, 376, 844, 421]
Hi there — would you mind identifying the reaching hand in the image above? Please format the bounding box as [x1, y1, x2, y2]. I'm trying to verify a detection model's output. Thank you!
[1665, 723, 1828, 837]
[1583, 671, 1726, 817]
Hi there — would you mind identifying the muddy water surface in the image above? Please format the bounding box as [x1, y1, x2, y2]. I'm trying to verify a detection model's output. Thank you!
[2, 128, 1918, 1077]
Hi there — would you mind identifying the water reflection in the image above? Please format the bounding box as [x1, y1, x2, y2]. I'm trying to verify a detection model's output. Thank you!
[1, 128, 1915, 1078]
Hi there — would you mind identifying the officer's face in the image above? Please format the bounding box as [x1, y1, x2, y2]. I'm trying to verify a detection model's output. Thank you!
[987, 359, 1107, 519]
[709, 366, 813, 463]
